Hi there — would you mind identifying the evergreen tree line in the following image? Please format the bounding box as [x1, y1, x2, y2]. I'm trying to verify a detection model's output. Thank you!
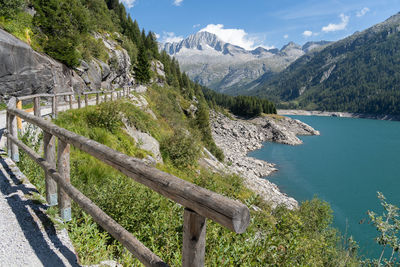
[252, 21, 400, 115]
[202, 87, 277, 117]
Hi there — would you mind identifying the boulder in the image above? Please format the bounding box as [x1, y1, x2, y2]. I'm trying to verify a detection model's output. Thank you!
[0, 29, 86, 100]
[124, 123, 163, 164]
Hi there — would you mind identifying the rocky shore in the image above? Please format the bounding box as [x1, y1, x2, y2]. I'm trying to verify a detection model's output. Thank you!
[209, 112, 320, 209]
[278, 109, 400, 121]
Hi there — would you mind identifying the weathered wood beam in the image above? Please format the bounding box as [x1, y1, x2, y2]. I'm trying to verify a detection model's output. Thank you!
[182, 208, 206, 267]
[7, 107, 250, 233]
[5, 133, 168, 267]
[44, 132, 57, 206]
[57, 139, 71, 221]
[33, 96, 41, 117]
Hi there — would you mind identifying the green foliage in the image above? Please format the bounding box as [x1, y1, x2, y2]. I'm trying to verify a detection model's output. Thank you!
[82, 0, 117, 32]
[78, 35, 109, 63]
[16, 104, 359, 266]
[203, 86, 277, 117]
[0, 0, 25, 19]
[32, 0, 90, 67]
[0, 11, 39, 48]
[363, 192, 400, 266]
[134, 45, 151, 84]
[253, 21, 400, 115]
[86, 102, 122, 133]
[0, 102, 7, 111]
[195, 101, 224, 161]
[161, 130, 201, 168]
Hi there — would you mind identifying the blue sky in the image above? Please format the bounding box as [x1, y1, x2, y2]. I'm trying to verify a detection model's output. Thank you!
[121, 0, 400, 50]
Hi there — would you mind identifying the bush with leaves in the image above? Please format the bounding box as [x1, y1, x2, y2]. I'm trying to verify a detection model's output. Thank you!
[86, 102, 122, 133]
[364, 192, 400, 266]
[0, 0, 25, 19]
[161, 130, 200, 168]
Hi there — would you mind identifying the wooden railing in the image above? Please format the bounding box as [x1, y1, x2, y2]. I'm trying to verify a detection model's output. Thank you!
[5, 92, 250, 266]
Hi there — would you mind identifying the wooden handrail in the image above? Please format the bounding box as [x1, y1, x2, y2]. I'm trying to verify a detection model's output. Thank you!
[6, 92, 250, 266]
[7, 106, 250, 233]
[5, 133, 168, 267]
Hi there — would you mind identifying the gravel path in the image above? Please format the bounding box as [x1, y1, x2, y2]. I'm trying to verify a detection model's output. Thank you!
[0, 154, 80, 266]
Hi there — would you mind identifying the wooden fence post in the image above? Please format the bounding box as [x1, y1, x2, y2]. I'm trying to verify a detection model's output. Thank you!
[182, 208, 206, 267]
[52, 95, 57, 118]
[16, 100, 22, 131]
[57, 139, 71, 221]
[33, 96, 41, 117]
[85, 94, 88, 107]
[77, 94, 81, 109]
[69, 95, 73, 109]
[6, 112, 10, 154]
[44, 132, 57, 206]
[7, 98, 19, 162]
[96, 93, 99, 105]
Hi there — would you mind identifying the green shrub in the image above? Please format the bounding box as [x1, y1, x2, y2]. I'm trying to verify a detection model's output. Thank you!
[86, 102, 122, 133]
[78, 34, 109, 63]
[0, 0, 25, 19]
[161, 130, 201, 168]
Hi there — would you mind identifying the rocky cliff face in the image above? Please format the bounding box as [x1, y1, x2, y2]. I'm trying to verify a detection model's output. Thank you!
[209, 112, 320, 209]
[75, 33, 134, 91]
[0, 30, 134, 100]
[0, 29, 85, 100]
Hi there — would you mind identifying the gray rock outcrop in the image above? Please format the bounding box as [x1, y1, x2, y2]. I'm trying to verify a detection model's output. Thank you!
[124, 123, 163, 164]
[75, 33, 134, 91]
[210, 112, 320, 209]
[0, 29, 85, 100]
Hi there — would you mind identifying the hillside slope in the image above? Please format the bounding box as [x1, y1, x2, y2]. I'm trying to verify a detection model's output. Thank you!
[250, 12, 400, 115]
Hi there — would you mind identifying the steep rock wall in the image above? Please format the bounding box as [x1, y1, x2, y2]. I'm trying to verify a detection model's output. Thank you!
[0, 29, 85, 100]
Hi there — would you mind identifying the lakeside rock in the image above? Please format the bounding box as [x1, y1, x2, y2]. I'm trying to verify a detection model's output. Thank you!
[210, 112, 320, 209]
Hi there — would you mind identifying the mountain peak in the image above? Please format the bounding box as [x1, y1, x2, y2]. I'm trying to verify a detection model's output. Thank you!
[162, 31, 227, 55]
[281, 42, 301, 51]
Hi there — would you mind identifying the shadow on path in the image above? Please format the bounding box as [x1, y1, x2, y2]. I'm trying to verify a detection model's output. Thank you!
[0, 156, 80, 266]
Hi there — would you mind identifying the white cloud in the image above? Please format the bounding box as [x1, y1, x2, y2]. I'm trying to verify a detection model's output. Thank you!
[199, 24, 273, 50]
[154, 33, 160, 39]
[119, 0, 136, 8]
[173, 0, 183, 6]
[356, 7, 370, 17]
[283, 34, 289, 39]
[193, 24, 201, 28]
[303, 30, 313, 37]
[160, 32, 184, 43]
[322, 13, 349, 32]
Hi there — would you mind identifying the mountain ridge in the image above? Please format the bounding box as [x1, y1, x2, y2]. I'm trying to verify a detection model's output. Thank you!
[249, 12, 400, 115]
[160, 31, 331, 94]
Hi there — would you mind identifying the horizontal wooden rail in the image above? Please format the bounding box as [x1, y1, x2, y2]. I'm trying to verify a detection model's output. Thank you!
[5, 132, 168, 267]
[15, 90, 122, 101]
[7, 107, 250, 233]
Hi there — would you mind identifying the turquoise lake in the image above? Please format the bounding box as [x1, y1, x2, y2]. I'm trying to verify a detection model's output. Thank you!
[248, 115, 400, 258]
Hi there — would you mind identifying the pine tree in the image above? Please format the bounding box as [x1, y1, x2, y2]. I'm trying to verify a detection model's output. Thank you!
[134, 45, 151, 84]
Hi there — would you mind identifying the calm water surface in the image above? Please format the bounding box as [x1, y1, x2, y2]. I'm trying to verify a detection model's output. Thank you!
[249, 115, 400, 258]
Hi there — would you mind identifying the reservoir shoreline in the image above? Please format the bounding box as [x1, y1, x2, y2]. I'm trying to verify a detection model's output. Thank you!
[209, 112, 320, 209]
[278, 109, 400, 121]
